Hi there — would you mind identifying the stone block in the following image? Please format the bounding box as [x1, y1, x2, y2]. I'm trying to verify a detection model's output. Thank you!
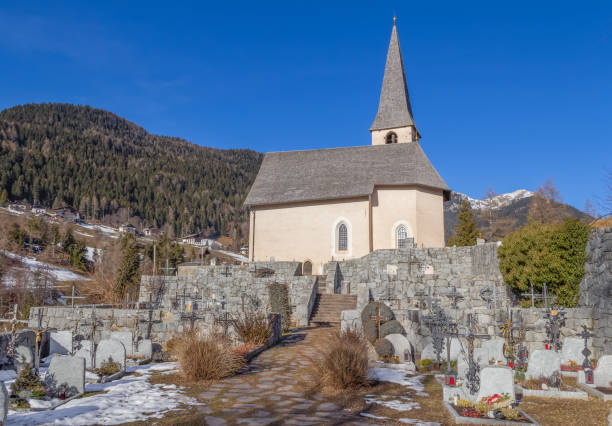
[95, 338, 126, 370]
[561, 337, 587, 365]
[50, 330, 72, 355]
[109, 331, 134, 356]
[45, 355, 85, 397]
[526, 349, 561, 379]
[594, 355, 612, 387]
[477, 366, 515, 402]
[0, 380, 6, 425]
[135, 339, 153, 359]
[14, 345, 33, 372]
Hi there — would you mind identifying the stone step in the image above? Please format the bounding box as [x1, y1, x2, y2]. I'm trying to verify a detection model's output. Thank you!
[308, 292, 357, 325]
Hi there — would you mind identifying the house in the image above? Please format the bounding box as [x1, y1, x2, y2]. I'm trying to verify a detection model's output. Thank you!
[31, 205, 47, 215]
[143, 227, 159, 237]
[8, 202, 28, 212]
[54, 206, 81, 222]
[244, 20, 450, 274]
[240, 246, 249, 256]
[119, 223, 137, 234]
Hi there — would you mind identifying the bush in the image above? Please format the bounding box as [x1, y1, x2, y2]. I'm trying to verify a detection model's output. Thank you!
[174, 331, 245, 382]
[96, 361, 121, 376]
[11, 363, 42, 393]
[374, 338, 393, 358]
[314, 329, 369, 390]
[232, 313, 271, 346]
[268, 282, 291, 332]
[498, 218, 590, 307]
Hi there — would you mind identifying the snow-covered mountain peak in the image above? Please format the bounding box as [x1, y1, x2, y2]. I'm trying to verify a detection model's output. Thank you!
[448, 189, 534, 212]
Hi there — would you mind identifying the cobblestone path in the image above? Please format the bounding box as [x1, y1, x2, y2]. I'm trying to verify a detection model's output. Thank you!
[195, 326, 375, 425]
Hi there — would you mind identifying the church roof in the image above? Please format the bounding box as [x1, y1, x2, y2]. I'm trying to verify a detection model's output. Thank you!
[244, 143, 450, 207]
[370, 21, 416, 132]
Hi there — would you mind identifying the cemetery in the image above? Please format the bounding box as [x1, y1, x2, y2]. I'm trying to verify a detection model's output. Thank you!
[0, 227, 606, 423]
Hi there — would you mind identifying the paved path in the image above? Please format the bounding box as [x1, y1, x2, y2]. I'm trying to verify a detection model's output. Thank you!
[195, 327, 374, 425]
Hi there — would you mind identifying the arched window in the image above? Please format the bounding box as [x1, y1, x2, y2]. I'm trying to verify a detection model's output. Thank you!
[338, 223, 348, 251]
[385, 131, 398, 144]
[396, 225, 408, 249]
[303, 261, 312, 276]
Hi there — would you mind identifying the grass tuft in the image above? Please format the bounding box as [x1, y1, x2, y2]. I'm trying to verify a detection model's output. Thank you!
[314, 328, 369, 390]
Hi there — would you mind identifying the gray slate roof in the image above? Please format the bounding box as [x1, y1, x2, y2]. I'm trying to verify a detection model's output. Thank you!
[370, 23, 416, 131]
[245, 143, 450, 207]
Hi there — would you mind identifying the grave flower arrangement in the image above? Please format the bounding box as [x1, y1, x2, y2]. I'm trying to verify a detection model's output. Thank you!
[561, 360, 582, 372]
[381, 355, 400, 364]
[478, 392, 512, 411]
[452, 394, 524, 421]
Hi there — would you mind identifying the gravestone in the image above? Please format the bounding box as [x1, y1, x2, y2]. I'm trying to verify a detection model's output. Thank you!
[457, 354, 469, 378]
[45, 355, 85, 397]
[74, 340, 94, 369]
[14, 345, 33, 372]
[50, 330, 72, 355]
[95, 339, 126, 370]
[593, 355, 612, 387]
[385, 334, 413, 362]
[134, 339, 153, 359]
[341, 310, 361, 333]
[0, 380, 6, 425]
[561, 337, 586, 366]
[480, 338, 506, 363]
[477, 367, 515, 402]
[109, 331, 134, 356]
[526, 349, 561, 379]
[421, 338, 461, 361]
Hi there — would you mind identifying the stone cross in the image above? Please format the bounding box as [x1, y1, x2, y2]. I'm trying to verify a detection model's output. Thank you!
[370, 307, 388, 340]
[577, 325, 594, 371]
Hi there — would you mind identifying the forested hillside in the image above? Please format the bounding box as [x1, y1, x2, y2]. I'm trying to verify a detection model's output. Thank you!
[0, 103, 263, 238]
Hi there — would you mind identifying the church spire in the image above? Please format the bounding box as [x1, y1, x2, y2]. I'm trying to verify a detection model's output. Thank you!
[370, 19, 419, 144]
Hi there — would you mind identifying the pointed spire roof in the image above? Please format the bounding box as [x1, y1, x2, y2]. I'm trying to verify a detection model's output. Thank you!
[370, 20, 417, 132]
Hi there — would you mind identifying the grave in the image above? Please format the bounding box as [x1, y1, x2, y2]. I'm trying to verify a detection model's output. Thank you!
[14, 345, 33, 372]
[50, 331, 72, 355]
[0, 380, 6, 425]
[526, 349, 561, 379]
[385, 333, 413, 365]
[592, 355, 612, 388]
[478, 338, 506, 365]
[477, 366, 515, 403]
[45, 355, 85, 397]
[561, 337, 586, 367]
[74, 340, 94, 369]
[340, 310, 361, 333]
[103, 331, 133, 356]
[95, 339, 126, 370]
[134, 339, 153, 360]
[421, 338, 461, 361]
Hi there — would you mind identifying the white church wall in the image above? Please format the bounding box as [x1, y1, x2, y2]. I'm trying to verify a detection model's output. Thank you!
[416, 187, 445, 247]
[371, 187, 417, 250]
[250, 198, 370, 272]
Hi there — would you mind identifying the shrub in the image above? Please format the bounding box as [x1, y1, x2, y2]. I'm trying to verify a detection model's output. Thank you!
[314, 329, 369, 390]
[96, 361, 121, 376]
[11, 363, 43, 393]
[232, 313, 271, 346]
[498, 218, 590, 307]
[268, 282, 291, 332]
[374, 338, 393, 358]
[174, 331, 245, 382]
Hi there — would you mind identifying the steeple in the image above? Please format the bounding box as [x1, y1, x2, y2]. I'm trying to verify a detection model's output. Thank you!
[370, 19, 419, 145]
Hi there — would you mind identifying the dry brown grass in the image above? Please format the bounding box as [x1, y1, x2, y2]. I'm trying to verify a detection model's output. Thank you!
[314, 329, 369, 390]
[173, 331, 245, 382]
[232, 313, 271, 346]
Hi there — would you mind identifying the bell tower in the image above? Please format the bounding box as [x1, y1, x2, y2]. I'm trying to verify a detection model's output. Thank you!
[370, 18, 420, 145]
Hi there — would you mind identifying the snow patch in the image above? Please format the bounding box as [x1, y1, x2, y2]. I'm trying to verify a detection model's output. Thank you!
[214, 250, 249, 263]
[1, 250, 90, 282]
[368, 366, 427, 395]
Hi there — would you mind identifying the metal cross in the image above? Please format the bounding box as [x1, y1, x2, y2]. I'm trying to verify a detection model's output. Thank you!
[445, 286, 464, 309]
[370, 307, 388, 340]
[521, 282, 557, 308]
[381, 285, 401, 310]
[415, 287, 434, 310]
[0, 304, 29, 361]
[457, 313, 491, 395]
[577, 325, 595, 371]
[140, 294, 162, 340]
[160, 258, 176, 276]
[543, 306, 566, 351]
[422, 301, 451, 366]
[79, 308, 103, 367]
[220, 265, 232, 277]
[215, 312, 233, 336]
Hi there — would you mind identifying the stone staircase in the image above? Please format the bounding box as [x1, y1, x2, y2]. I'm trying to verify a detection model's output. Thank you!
[309, 275, 357, 325]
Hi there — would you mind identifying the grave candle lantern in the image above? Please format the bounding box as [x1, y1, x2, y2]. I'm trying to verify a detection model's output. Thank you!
[445, 371, 457, 387]
[585, 369, 594, 384]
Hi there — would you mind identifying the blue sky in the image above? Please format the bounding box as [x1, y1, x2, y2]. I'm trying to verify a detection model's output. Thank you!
[0, 1, 610, 212]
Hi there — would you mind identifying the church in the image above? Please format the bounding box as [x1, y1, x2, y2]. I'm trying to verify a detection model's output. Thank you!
[245, 21, 450, 275]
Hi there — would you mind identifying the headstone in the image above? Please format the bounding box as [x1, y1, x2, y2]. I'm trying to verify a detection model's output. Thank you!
[421, 338, 461, 361]
[95, 339, 126, 370]
[477, 367, 515, 402]
[526, 349, 561, 379]
[593, 355, 612, 387]
[480, 338, 506, 363]
[0, 380, 7, 425]
[385, 334, 413, 362]
[457, 354, 469, 378]
[14, 345, 33, 372]
[45, 355, 85, 397]
[561, 337, 586, 365]
[74, 340, 94, 369]
[109, 331, 134, 356]
[134, 339, 153, 359]
[50, 331, 72, 355]
[341, 310, 361, 333]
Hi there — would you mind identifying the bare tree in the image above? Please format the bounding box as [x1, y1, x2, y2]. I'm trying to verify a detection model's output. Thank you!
[529, 178, 563, 223]
[584, 199, 598, 220]
[606, 170, 612, 217]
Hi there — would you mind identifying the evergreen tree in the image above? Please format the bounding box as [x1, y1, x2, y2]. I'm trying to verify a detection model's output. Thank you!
[0, 189, 8, 206]
[114, 234, 141, 299]
[447, 200, 480, 246]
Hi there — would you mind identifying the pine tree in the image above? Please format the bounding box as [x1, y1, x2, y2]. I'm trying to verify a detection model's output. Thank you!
[447, 200, 480, 246]
[114, 234, 141, 299]
[0, 189, 7, 206]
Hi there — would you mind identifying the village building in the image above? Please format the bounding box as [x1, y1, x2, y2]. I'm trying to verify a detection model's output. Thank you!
[31, 205, 47, 215]
[119, 223, 137, 234]
[245, 21, 450, 274]
[53, 206, 81, 222]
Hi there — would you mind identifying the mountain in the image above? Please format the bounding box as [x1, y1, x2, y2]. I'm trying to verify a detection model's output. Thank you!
[444, 190, 592, 241]
[0, 103, 263, 239]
